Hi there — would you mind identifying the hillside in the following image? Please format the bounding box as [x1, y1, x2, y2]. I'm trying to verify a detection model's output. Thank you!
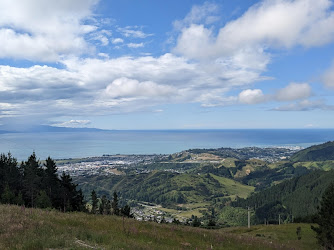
[233, 170, 334, 221]
[0, 204, 318, 249]
[290, 141, 334, 162]
[76, 170, 255, 212]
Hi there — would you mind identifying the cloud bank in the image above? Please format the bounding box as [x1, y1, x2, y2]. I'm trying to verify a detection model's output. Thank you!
[0, 0, 333, 127]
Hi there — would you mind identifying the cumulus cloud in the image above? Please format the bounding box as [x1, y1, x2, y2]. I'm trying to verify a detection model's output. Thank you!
[0, 0, 99, 61]
[112, 38, 124, 44]
[174, 0, 334, 61]
[127, 43, 144, 48]
[275, 82, 312, 101]
[239, 89, 266, 104]
[237, 83, 312, 105]
[0, 0, 333, 127]
[105, 77, 174, 98]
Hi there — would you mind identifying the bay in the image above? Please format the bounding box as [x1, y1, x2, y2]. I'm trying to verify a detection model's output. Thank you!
[0, 129, 334, 161]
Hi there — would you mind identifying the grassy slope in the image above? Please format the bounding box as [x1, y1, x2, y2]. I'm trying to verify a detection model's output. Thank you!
[223, 223, 319, 250]
[0, 204, 318, 249]
[293, 160, 334, 171]
[210, 174, 255, 199]
[77, 170, 255, 205]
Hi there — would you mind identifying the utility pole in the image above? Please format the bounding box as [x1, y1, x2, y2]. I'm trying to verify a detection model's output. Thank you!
[248, 207, 251, 228]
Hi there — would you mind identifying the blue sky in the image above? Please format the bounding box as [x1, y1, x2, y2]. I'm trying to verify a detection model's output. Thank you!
[0, 0, 334, 130]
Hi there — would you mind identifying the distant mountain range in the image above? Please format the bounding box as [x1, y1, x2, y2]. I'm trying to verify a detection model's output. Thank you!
[0, 125, 107, 133]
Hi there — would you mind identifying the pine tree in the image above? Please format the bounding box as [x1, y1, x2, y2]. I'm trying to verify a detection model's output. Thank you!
[312, 182, 334, 249]
[43, 157, 61, 208]
[15, 191, 24, 206]
[22, 153, 43, 207]
[91, 190, 98, 214]
[60, 172, 79, 212]
[112, 191, 119, 215]
[192, 216, 201, 227]
[0, 153, 20, 199]
[73, 188, 86, 212]
[121, 204, 132, 217]
[35, 190, 52, 208]
[1, 183, 15, 204]
[99, 195, 110, 215]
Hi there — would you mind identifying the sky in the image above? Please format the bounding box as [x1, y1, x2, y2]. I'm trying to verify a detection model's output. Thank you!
[0, 0, 334, 130]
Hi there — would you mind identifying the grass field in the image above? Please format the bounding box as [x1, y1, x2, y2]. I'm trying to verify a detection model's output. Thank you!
[210, 174, 255, 199]
[223, 223, 319, 250]
[0, 204, 320, 249]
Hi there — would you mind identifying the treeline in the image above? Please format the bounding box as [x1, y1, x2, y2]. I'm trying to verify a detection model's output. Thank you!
[90, 190, 132, 217]
[233, 170, 334, 223]
[0, 153, 85, 212]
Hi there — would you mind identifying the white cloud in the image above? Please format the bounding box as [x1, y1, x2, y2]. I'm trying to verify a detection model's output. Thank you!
[237, 83, 312, 105]
[275, 82, 312, 101]
[199, 94, 238, 107]
[112, 38, 124, 44]
[118, 26, 153, 38]
[0, 0, 333, 126]
[91, 34, 109, 46]
[0, 50, 267, 119]
[239, 89, 266, 104]
[173, 2, 219, 30]
[217, 0, 334, 50]
[0, 0, 99, 61]
[54, 119, 91, 128]
[174, 0, 334, 62]
[105, 77, 174, 98]
[127, 43, 144, 48]
[273, 99, 334, 111]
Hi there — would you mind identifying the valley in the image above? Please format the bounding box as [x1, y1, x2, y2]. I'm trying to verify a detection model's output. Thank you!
[55, 143, 334, 226]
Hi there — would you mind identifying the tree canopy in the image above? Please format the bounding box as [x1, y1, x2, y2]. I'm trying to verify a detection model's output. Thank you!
[0, 153, 85, 212]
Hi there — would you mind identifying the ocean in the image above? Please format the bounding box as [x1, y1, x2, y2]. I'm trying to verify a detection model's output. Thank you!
[1, 129, 334, 161]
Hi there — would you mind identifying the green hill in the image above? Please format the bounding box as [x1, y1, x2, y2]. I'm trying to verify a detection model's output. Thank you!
[233, 170, 334, 221]
[0, 204, 318, 249]
[76, 170, 255, 210]
[290, 141, 334, 162]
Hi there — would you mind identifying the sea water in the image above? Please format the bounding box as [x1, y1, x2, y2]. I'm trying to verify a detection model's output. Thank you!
[1, 129, 334, 161]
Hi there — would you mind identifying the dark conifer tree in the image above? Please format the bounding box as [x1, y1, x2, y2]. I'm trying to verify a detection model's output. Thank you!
[99, 195, 110, 215]
[91, 190, 98, 214]
[312, 182, 334, 249]
[0, 152, 85, 212]
[43, 157, 61, 208]
[1, 183, 15, 204]
[60, 172, 73, 212]
[73, 188, 86, 212]
[121, 204, 132, 218]
[112, 191, 119, 215]
[0, 153, 20, 197]
[36, 190, 52, 208]
[22, 153, 43, 207]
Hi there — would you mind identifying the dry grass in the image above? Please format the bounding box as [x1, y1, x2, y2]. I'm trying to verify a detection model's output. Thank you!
[0, 204, 317, 249]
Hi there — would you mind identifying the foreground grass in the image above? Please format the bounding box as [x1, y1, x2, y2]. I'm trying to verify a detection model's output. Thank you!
[0, 204, 318, 249]
[222, 223, 319, 250]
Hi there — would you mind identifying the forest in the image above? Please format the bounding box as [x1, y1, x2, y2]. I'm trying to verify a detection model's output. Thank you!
[0, 152, 85, 212]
